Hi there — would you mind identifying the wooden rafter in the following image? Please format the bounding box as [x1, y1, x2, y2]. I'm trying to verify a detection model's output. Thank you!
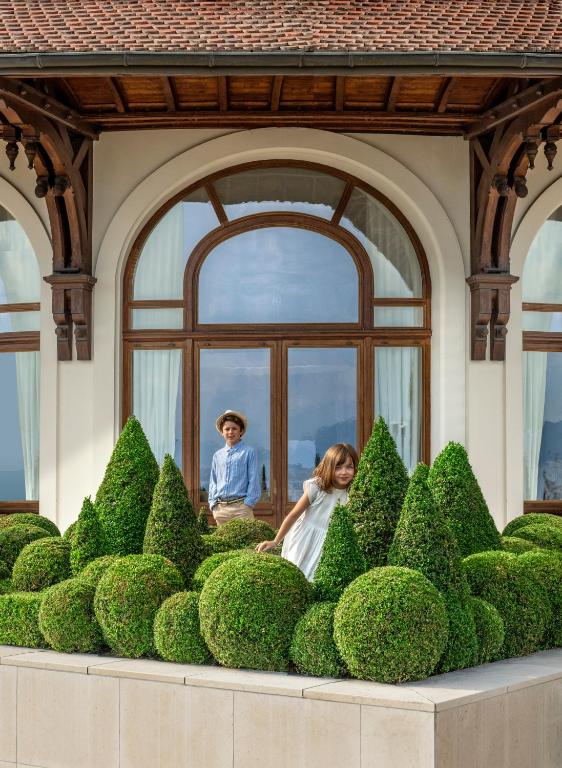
[217, 76, 228, 112]
[107, 77, 126, 113]
[386, 76, 402, 111]
[160, 77, 176, 112]
[335, 76, 345, 111]
[270, 75, 283, 111]
[436, 77, 455, 113]
[56, 78, 82, 111]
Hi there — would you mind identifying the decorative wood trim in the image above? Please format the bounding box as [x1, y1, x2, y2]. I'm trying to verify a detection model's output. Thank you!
[466, 274, 519, 361]
[0, 501, 39, 514]
[0, 331, 39, 352]
[522, 303, 562, 312]
[204, 183, 228, 225]
[0, 303, 40, 313]
[43, 274, 97, 360]
[524, 500, 562, 515]
[523, 332, 562, 351]
[331, 181, 353, 225]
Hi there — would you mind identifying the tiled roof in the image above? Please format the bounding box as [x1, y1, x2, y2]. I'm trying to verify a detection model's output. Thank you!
[1, 0, 562, 54]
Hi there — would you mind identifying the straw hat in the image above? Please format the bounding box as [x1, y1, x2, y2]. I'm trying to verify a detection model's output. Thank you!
[215, 409, 248, 434]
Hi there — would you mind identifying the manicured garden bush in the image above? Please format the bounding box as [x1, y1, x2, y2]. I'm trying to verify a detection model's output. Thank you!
[290, 602, 346, 677]
[469, 596, 505, 665]
[144, 455, 205, 586]
[428, 442, 501, 557]
[0, 592, 46, 647]
[313, 503, 366, 602]
[63, 521, 77, 545]
[518, 550, 562, 648]
[0, 579, 12, 595]
[211, 518, 276, 550]
[192, 549, 249, 591]
[347, 417, 409, 567]
[12, 537, 71, 592]
[154, 591, 211, 664]
[503, 513, 562, 538]
[501, 536, 539, 554]
[0, 524, 50, 569]
[199, 552, 310, 672]
[333, 566, 448, 683]
[79, 555, 121, 587]
[201, 533, 232, 556]
[515, 524, 562, 553]
[39, 578, 104, 653]
[437, 592, 478, 673]
[0, 513, 61, 537]
[95, 416, 159, 556]
[94, 554, 184, 657]
[462, 550, 550, 658]
[0, 559, 9, 579]
[70, 497, 107, 575]
[198, 507, 211, 535]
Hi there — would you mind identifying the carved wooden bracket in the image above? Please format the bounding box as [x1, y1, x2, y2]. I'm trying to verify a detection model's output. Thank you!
[43, 274, 97, 361]
[466, 273, 519, 361]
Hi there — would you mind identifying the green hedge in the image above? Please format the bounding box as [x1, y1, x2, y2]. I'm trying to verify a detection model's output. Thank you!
[515, 524, 562, 553]
[501, 536, 539, 554]
[290, 602, 346, 677]
[94, 554, 184, 657]
[211, 518, 276, 550]
[192, 549, 249, 591]
[79, 555, 121, 587]
[468, 596, 505, 665]
[201, 534, 233, 556]
[0, 560, 9, 580]
[39, 578, 104, 653]
[198, 508, 212, 535]
[70, 497, 107, 575]
[313, 503, 366, 602]
[63, 521, 77, 545]
[0, 592, 46, 647]
[0, 524, 50, 569]
[0, 513, 61, 537]
[333, 566, 448, 683]
[154, 591, 211, 664]
[199, 552, 310, 672]
[12, 537, 71, 592]
[503, 513, 562, 538]
[518, 550, 562, 648]
[437, 591, 478, 673]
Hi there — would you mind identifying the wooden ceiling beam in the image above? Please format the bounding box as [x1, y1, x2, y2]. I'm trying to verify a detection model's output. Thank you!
[217, 76, 228, 112]
[436, 77, 455, 113]
[270, 75, 283, 111]
[386, 76, 402, 111]
[335, 76, 345, 111]
[107, 77, 126, 113]
[160, 77, 176, 112]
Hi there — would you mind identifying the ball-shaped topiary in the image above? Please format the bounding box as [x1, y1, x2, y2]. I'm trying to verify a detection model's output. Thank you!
[12, 537, 71, 592]
[0, 513, 61, 537]
[199, 552, 310, 672]
[143, 455, 205, 587]
[154, 591, 212, 664]
[95, 416, 159, 556]
[290, 602, 346, 677]
[211, 518, 276, 550]
[437, 591, 478, 673]
[0, 579, 12, 595]
[468, 596, 505, 665]
[515, 524, 562, 553]
[0, 592, 46, 647]
[94, 554, 184, 657]
[201, 533, 233, 556]
[333, 566, 448, 683]
[70, 497, 107, 575]
[503, 513, 562, 539]
[79, 555, 121, 587]
[39, 578, 104, 653]
[313, 503, 366, 602]
[0, 524, 50, 569]
[192, 549, 249, 591]
[347, 417, 409, 568]
[462, 550, 550, 658]
[501, 536, 539, 554]
[518, 550, 562, 648]
[0, 559, 9, 580]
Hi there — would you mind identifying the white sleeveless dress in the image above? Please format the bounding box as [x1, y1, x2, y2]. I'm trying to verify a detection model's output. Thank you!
[281, 478, 349, 581]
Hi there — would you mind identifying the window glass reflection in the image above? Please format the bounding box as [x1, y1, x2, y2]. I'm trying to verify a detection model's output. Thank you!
[0, 311, 40, 333]
[0, 206, 40, 304]
[523, 208, 562, 304]
[199, 227, 358, 324]
[288, 347, 357, 501]
[199, 348, 270, 503]
[131, 308, 183, 330]
[374, 306, 423, 327]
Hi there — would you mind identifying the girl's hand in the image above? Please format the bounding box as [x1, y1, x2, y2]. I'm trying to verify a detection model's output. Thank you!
[255, 540, 278, 553]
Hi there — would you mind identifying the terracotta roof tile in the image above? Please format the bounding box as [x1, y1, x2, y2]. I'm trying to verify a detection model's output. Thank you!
[0, 1, 562, 54]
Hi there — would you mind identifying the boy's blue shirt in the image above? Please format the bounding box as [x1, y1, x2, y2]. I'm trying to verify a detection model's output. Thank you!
[208, 441, 261, 509]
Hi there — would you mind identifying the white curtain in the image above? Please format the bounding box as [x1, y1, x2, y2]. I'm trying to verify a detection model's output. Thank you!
[0, 218, 41, 499]
[134, 204, 185, 300]
[375, 347, 421, 473]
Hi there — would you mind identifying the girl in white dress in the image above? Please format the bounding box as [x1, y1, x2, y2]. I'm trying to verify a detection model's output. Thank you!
[256, 444, 358, 581]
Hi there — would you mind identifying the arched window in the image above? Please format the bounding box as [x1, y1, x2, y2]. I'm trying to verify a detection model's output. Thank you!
[124, 162, 430, 526]
[522, 207, 562, 513]
[0, 205, 40, 511]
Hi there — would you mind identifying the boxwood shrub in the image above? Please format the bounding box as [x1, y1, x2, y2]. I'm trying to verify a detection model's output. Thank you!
[201, 534, 233, 556]
[501, 536, 539, 554]
[518, 550, 562, 648]
[437, 591, 478, 673]
[468, 596, 505, 665]
[313, 503, 366, 602]
[94, 554, 184, 657]
[39, 578, 104, 653]
[503, 513, 562, 538]
[290, 602, 346, 677]
[462, 550, 550, 658]
[514, 524, 562, 553]
[12, 537, 71, 592]
[0, 579, 12, 595]
[79, 555, 121, 587]
[0, 559, 9, 580]
[0, 592, 46, 647]
[199, 552, 310, 672]
[0, 513, 60, 537]
[333, 566, 448, 683]
[211, 518, 276, 550]
[0, 524, 50, 569]
[192, 549, 249, 591]
[63, 521, 77, 545]
[70, 497, 107, 575]
[154, 591, 211, 664]
[198, 508, 212, 535]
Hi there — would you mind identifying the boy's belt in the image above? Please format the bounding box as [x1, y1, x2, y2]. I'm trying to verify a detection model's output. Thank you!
[216, 496, 246, 505]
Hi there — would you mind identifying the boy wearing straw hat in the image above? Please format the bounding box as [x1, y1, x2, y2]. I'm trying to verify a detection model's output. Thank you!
[208, 409, 261, 525]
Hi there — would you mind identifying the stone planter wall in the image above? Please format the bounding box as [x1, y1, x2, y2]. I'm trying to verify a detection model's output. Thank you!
[0, 645, 561, 768]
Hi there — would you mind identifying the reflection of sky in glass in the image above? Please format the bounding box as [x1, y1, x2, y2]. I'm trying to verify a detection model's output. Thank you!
[131, 308, 183, 330]
[537, 352, 562, 499]
[0, 352, 26, 499]
[374, 306, 423, 327]
[523, 218, 562, 304]
[0, 311, 40, 333]
[288, 347, 357, 500]
[0, 219, 41, 304]
[199, 227, 358, 323]
[199, 348, 270, 502]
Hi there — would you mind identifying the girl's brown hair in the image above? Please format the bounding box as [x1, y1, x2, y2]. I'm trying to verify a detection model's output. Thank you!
[313, 443, 359, 492]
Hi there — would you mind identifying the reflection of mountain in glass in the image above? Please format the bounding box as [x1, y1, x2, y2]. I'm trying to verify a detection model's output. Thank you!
[538, 420, 562, 499]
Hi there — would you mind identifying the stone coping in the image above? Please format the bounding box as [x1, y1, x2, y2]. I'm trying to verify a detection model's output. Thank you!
[1, 645, 561, 713]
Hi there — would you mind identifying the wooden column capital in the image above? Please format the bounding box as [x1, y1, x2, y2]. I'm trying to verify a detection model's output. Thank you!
[44, 274, 97, 361]
[466, 273, 519, 361]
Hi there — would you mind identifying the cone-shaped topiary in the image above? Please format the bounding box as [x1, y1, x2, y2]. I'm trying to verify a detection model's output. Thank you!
[290, 602, 346, 677]
[70, 497, 107, 575]
[143, 455, 205, 587]
[347, 417, 409, 568]
[39, 578, 104, 653]
[198, 507, 212, 535]
[0, 592, 46, 647]
[63, 521, 77, 545]
[154, 591, 212, 664]
[192, 549, 250, 591]
[0, 513, 60, 537]
[468, 596, 505, 665]
[518, 550, 562, 648]
[501, 536, 539, 554]
[388, 463, 469, 600]
[436, 591, 478, 673]
[428, 442, 501, 557]
[313, 504, 366, 601]
[79, 555, 121, 588]
[95, 416, 159, 556]
[503, 513, 562, 539]
[12, 537, 71, 592]
[515, 524, 562, 553]
[0, 524, 50, 569]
